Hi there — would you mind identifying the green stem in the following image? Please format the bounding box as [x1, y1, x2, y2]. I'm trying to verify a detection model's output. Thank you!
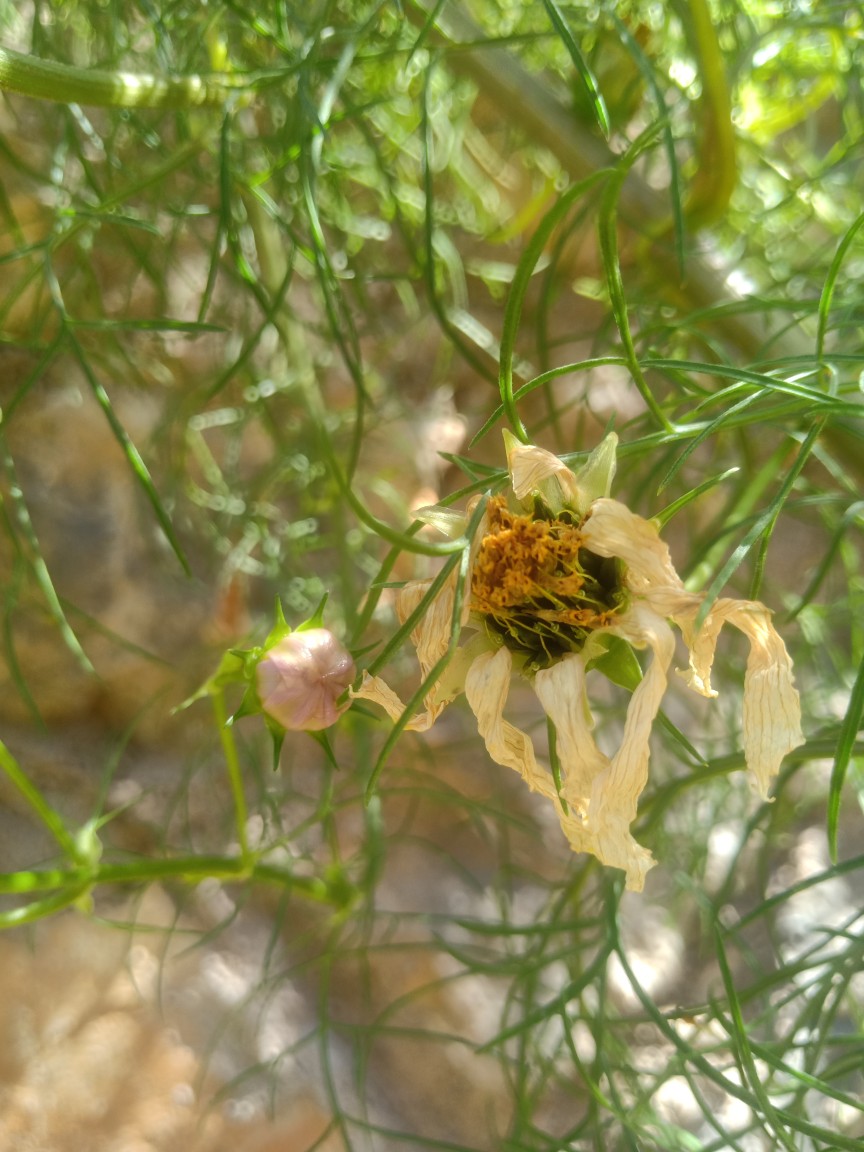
[0, 45, 247, 109]
[0, 886, 92, 929]
[683, 0, 737, 230]
[0, 856, 334, 898]
[213, 691, 250, 864]
[0, 738, 78, 858]
[0, 435, 93, 671]
[0, 857, 350, 931]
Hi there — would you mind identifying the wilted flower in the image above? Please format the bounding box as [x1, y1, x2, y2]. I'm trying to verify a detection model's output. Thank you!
[353, 433, 804, 890]
[257, 628, 355, 731]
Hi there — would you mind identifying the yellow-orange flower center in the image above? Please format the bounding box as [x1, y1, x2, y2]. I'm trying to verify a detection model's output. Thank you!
[471, 496, 623, 667]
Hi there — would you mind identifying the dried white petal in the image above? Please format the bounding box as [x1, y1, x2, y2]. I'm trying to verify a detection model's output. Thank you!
[413, 505, 468, 539]
[532, 636, 662, 891]
[350, 669, 435, 731]
[584, 495, 804, 801]
[398, 579, 453, 680]
[505, 434, 582, 512]
[738, 607, 805, 796]
[587, 605, 675, 889]
[672, 597, 805, 796]
[581, 497, 685, 597]
[350, 578, 459, 730]
[533, 653, 609, 807]
[465, 647, 556, 801]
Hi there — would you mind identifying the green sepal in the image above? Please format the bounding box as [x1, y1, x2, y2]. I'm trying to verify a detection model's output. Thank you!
[228, 681, 263, 724]
[309, 728, 341, 772]
[266, 717, 286, 770]
[262, 595, 292, 647]
[586, 633, 643, 691]
[297, 593, 329, 632]
[573, 431, 618, 506]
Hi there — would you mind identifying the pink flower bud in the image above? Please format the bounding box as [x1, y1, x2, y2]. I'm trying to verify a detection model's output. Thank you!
[256, 629, 355, 731]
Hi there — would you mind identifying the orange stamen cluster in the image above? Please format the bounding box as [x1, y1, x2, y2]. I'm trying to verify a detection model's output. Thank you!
[471, 497, 621, 665]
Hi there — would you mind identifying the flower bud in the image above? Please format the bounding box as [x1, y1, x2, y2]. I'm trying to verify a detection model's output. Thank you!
[255, 629, 355, 731]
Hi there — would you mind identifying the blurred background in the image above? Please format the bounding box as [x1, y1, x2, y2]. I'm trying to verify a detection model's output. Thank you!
[0, 2, 862, 1149]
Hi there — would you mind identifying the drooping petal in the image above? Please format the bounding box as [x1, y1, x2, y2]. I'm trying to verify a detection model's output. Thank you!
[532, 655, 619, 879]
[350, 669, 437, 731]
[576, 604, 675, 890]
[465, 646, 557, 802]
[531, 626, 664, 892]
[585, 492, 804, 800]
[671, 597, 805, 797]
[737, 606, 805, 796]
[398, 579, 453, 678]
[671, 599, 726, 698]
[350, 577, 463, 731]
[533, 653, 610, 808]
[468, 645, 655, 886]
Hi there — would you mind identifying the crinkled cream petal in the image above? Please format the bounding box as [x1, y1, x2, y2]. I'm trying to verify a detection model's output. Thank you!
[397, 579, 453, 677]
[582, 499, 804, 795]
[350, 576, 466, 731]
[581, 498, 687, 598]
[737, 605, 805, 796]
[465, 647, 556, 801]
[666, 599, 725, 698]
[412, 505, 468, 539]
[670, 596, 805, 794]
[533, 653, 610, 809]
[504, 435, 581, 512]
[584, 604, 675, 890]
[712, 599, 802, 796]
[350, 671, 439, 732]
